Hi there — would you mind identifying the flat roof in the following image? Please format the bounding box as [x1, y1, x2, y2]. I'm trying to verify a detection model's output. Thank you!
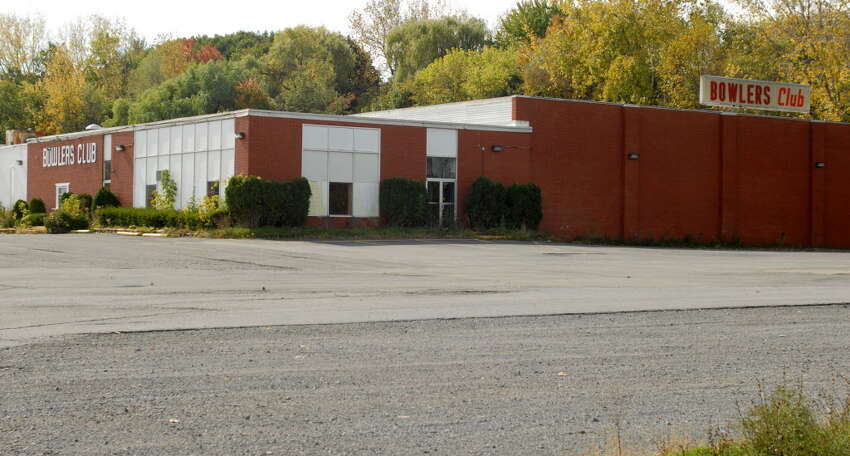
[27, 108, 533, 144]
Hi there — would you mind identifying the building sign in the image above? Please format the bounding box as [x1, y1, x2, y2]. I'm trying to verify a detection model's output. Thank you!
[42, 143, 98, 168]
[699, 75, 810, 113]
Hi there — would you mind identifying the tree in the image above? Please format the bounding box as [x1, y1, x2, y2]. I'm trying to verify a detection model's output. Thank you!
[32, 46, 86, 135]
[411, 47, 522, 105]
[495, 0, 564, 48]
[0, 80, 27, 142]
[727, 0, 850, 121]
[349, 0, 451, 75]
[385, 16, 491, 81]
[193, 31, 275, 60]
[263, 26, 378, 113]
[0, 13, 47, 81]
[127, 60, 243, 123]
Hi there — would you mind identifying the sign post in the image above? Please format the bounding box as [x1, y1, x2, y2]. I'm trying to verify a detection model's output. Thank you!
[699, 75, 810, 114]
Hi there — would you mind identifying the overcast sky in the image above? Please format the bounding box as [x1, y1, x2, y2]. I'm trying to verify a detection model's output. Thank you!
[6, 0, 522, 42]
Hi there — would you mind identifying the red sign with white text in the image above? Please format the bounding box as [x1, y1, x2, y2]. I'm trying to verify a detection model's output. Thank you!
[699, 75, 810, 113]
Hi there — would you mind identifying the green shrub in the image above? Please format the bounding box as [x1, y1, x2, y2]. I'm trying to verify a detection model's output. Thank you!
[225, 175, 311, 228]
[380, 178, 428, 227]
[93, 187, 120, 209]
[151, 170, 177, 210]
[45, 211, 89, 233]
[20, 212, 47, 227]
[12, 199, 28, 221]
[29, 198, 46, 214]
[60, 194, 89, 217]
[0, 208, 14, 228]
[465, 176, 507, 229]
[741, 384, 850, 456]
[96, 207, 205, 230]
[505, 183, 542, 230]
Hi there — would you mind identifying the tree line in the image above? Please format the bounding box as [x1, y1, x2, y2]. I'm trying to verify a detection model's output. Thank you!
[1, 0, 848, 142]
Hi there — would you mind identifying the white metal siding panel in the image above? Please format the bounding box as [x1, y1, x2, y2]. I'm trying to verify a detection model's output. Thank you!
[354, 97, 515, 126]
[427, 129, 458, 157]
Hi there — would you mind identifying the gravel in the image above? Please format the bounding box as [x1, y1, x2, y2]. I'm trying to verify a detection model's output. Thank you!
[3, 304, 849, 455]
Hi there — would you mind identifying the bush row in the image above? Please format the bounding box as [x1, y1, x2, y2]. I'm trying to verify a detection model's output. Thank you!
[380, 178, 428, 227]
[95, 207, 210, 230]
[45, 211, 90, 233]
[465, 177, 542, 230]
[225, 175, 311, 227]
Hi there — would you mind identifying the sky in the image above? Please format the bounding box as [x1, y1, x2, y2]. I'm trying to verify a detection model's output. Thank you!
[6, 0, 522, 42]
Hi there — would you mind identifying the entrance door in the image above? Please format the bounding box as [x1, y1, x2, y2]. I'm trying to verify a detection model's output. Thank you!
[427, 179, 455, 227]
[55, 183, 70, 210]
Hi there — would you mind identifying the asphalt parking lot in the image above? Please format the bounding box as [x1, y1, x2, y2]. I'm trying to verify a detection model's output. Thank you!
[3, 235, 850, 454]
[2, 234, 850, 347]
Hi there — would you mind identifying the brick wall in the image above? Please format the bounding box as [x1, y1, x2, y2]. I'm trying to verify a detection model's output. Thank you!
[109, 132, 134, 207]
[513, 96, 850, 248]
[27, 136, 106, 209]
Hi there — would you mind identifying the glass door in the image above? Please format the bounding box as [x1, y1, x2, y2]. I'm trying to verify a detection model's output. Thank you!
[427, 179, 455, 227]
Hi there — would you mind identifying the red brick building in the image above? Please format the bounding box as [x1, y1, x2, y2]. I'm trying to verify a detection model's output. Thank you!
[11, 96, 850, 247]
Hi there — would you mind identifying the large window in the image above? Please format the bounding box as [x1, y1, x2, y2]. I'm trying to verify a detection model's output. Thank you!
[301, 124, 380, 218]
[427, 157, 456, 179]
[329, 182, 352, 216]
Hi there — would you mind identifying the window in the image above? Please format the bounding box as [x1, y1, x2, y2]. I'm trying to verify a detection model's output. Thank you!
[55, 183, 70, 210]
[146, 184, 157, 207]
[103, 160, 111, 183]
[427, 157, 456, 179]
[206, 181, 220, 197]
[329, 182, 352, 216]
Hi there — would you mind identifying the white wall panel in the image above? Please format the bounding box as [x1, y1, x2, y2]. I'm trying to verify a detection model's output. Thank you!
[353, 183, 379, 217]
[354, 129, 380, 153]
[308, 181, 326, 216]
[208, 149, 221, 181]
[146, 157, 156, 185]
[303, 125, 328, 150]
[147, 129, 158, 156]
[134, 131, 146, 158]
[181, 153, 195, 207]
[329, 127, 354, 151]
[194, 151, 208, 197]
[170, 154, 182, 208]
[353, 153, 379, 183]
[328, 152, 353, 182]
[426, 128, 458, 157]
[221, 148, 235, 193]
[104, 135, 112, 162]
[196, 122, 208, 151]
[0, 144, 27, 208]
[208, 120, 222, 151]
[182, 124, 195, 152]
[302, 150, 328, 181]
[170, 126, 181, 154]
[134, 159, 145, 207]
[158, 153, 168, 172]
[222, 118, 235, 149]
[158, 127, 170, 156]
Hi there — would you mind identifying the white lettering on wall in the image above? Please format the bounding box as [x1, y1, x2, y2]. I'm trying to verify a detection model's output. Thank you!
[41, 143, 97, 168]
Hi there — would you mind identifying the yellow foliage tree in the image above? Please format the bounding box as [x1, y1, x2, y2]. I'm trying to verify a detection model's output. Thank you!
[32, 46, 86, 135]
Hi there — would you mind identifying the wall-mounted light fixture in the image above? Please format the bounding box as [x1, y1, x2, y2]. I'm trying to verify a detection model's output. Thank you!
[115, 144, 126, 152]
[15, 160, 23, 166]
[235, 132, 246, 140]
[815, 162, 826, 168]
[627, 153, 640, 160]
[491, 145, 504, 152]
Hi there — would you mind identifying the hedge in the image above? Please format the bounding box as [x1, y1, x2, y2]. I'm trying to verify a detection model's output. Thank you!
[12, 199, 28, 220]
[21, 212, 47, 227]
[505, 184, 543, 230]
[465, 177, 543, 231]
[96, 207, 205, 230]
[465, 177, 507, 229]
[45, 211, 89, 233]
[93, 187, 120, 209]
[380, 178, 428, 227]
[225, 175, 311, 227]
[29, 198, 46, 214]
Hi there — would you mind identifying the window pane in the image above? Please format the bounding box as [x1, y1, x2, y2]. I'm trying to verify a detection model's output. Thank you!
[146, 185, 157, 207]
[441, 204, 455, 226]
[207, 181, 220, 197]
[329, 182, 352, 216]
[427, 157, 456, 179]
[442, 181, 455, 204]
[103, 160, 111, 182]
[427, 181, 439, 203]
